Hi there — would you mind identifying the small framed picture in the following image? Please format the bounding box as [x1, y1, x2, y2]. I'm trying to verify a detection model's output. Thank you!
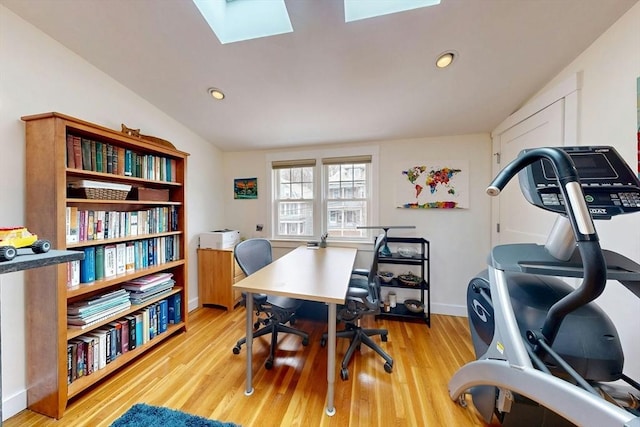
[234, 177, 258, 199]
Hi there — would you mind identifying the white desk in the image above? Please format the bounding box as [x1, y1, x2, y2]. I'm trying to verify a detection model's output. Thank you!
[232, 245, 357, 416]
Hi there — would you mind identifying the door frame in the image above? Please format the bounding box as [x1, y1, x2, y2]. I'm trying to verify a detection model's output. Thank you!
[490, 73, 581, 246]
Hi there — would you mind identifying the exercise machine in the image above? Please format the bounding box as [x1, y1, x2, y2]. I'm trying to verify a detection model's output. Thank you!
[449, 146, 640, 426]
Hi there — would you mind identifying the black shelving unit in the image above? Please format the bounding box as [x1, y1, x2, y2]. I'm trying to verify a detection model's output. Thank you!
[376, 237, 430, 326]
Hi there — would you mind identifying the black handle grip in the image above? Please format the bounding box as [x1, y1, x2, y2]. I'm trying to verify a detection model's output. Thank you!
[488, 147, 606, 346]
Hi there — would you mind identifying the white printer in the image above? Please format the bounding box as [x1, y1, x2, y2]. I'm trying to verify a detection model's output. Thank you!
[199, 229, 240, 249]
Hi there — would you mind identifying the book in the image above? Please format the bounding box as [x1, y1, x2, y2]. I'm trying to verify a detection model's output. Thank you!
[87, 329, 107, 370]
[73, 136, 82, 169]
[135, 312, 144, 347]
[142, 308, 150, 344]
[117, 146, 125, 176]
[125, 242, 135, 273]
[67, 288, 129, 313]
[90, 140, 97, 172]
[81, 137, 92, 170]
[67, 304, 131, 329]
[94, 245, 105, 280]
[67, 343, 74, 384]
[116, 243, 126, 275]
[79, 246, 95, 284]
[167, 293, 181, 324]
[118, 319, 129, 354]
[125, 315, 137, 351]
[124, 149, 133, 176]
[95, 141, 103, 173]
[79, 336, 95, 375]
[66, 134, 75, 168]
[108, 321, 122, 358]
[68, 206, 79, 243]
[68, 259, 80, 289]
[123, 272, 173, 289]
[95, 211, 105, 240]
[106, 144, 113, 174]
[158, 299, 168, 334]
[104, 244, 117, 278]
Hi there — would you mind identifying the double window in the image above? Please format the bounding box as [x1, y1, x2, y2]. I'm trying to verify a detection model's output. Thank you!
[271, 151, 377, 241]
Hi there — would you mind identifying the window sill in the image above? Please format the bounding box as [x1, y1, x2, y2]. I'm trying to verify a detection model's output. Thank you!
[269, 239, 373, 252]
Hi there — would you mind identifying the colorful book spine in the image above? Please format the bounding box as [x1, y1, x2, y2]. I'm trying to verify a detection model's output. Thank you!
[80, 246, 95, 284]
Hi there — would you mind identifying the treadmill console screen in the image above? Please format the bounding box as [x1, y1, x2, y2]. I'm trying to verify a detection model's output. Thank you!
[519, 146, 640, 219]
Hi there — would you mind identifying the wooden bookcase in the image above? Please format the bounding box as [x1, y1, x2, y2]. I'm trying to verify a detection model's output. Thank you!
[22, 112, 189, 419]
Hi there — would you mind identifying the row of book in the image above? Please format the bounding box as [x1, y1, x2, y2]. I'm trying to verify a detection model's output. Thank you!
[67, 293, 182, 384]
[66, 236, 181, 287]
[67, 273, 177, 328]
[66, 206, 179, 244]
[66, 134, 178, 183]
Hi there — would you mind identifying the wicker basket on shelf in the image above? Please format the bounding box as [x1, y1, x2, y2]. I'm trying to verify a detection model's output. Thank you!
[68, 180, 131, 200]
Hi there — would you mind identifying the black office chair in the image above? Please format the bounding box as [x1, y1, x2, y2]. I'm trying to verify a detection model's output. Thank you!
[321, 234, 393, 380]
[231, 238, 309, 369]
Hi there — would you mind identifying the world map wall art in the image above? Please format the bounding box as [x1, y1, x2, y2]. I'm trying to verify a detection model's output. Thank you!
[396, 160, 469, 209]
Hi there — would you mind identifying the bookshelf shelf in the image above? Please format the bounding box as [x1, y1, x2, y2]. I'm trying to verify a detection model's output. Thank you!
[66, 231, 183, 249]
[67, 286, 183, 340]
[66, 321, 185, 399]
[23, 112, 190, 419]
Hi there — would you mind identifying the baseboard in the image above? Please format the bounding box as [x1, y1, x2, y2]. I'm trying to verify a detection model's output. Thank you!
[431, 303, 467, 318]
[2, 388, 26, 421]
[188, 297, 199, 313]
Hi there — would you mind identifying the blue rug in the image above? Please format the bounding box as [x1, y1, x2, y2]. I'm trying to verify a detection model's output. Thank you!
[111, 403, 241, 427]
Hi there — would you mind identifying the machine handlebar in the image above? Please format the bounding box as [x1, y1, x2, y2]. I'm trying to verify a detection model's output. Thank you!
[487, 147, 606, 345]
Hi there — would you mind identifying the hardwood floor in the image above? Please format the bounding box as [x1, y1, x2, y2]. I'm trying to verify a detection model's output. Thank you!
[5, 307, 498, 426]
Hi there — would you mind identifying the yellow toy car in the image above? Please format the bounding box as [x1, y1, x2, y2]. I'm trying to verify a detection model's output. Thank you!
[0, 227, 51, 261]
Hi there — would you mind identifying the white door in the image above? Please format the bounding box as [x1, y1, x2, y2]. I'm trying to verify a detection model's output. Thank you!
[492, 99, 566, 246]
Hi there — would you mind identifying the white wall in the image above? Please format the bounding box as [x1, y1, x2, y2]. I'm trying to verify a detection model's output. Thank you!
[223, 134, 493, 315]
[531, 2, 640, 379]
[0, 6, 225, 419]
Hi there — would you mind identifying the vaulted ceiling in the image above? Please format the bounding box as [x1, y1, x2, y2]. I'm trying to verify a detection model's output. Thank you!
[3, 0, 637, 151]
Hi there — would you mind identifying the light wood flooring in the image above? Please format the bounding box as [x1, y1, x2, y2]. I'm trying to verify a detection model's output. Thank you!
[6, 306, 498, 426]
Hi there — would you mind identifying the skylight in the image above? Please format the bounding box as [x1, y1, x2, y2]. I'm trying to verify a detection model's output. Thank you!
[193, 0, 293, 44]
[344, 0, 441, 22]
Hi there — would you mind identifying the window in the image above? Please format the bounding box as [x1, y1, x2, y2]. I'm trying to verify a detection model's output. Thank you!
[324, 157, 370, 239]
[273, 159, 316, 237]
[271, 152, 376, 241]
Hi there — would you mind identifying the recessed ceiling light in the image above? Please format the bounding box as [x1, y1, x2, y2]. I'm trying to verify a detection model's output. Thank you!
[208, 87, 225, 100]
[435, 51, 457, 69]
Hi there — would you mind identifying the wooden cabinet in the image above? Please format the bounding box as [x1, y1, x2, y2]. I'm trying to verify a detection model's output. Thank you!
[22, 112, 189, 419]
[198, 248, 245, 310]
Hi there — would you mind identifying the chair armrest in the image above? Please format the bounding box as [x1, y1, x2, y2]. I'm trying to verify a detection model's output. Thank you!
[242, 292, 268, 304]
[347, 286, 369, 299]
[352, 268, 369, 277]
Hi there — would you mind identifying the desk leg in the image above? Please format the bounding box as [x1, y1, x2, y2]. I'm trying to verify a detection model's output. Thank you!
[244, 292, 254, 396]
[325, 302, 337, 416]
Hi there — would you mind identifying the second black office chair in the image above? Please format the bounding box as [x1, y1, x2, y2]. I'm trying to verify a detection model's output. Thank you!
[232, 238, 309, 369]
[321, 234, 393, 380]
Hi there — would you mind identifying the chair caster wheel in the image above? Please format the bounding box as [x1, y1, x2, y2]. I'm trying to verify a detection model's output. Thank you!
[302, 337, 309, 346]
[254, 321, 261, 329]
[381, 333, 388, 342]
[320, 338, 327, 347]
[458, 394, 468, 408]
[384, 362, 393, 374]
[265, 359, 274, 370]
[232, 346, 241, 355]
[340, 368, 349, 381]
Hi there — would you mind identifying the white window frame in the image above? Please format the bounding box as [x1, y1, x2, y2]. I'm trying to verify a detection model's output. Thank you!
[267, 146, 379, 243]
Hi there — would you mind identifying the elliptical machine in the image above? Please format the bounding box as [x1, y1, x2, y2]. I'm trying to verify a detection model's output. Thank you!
[449, 146, 640, 426]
